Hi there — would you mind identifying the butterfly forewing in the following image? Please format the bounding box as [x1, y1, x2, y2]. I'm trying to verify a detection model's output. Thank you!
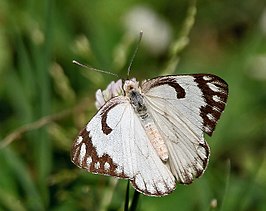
[71, 96, 176, 196]
[71, 97, 130, 178]
[141, 74, 228, 183]
[142, 74, 228, 136]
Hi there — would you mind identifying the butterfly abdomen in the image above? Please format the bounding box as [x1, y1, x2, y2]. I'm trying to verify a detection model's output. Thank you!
[125, 81, 169, 162]
[143, 120, 169, 162]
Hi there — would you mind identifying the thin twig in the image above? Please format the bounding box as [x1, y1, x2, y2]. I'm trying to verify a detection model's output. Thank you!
[0, 98, 91, 149]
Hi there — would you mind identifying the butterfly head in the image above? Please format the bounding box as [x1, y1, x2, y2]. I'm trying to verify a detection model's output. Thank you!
[123, 78, 140, 95]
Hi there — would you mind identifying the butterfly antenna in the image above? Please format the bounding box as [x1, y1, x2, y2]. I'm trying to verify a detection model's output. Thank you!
[73, 60, 119, 78]
[127, 31, 143, 77]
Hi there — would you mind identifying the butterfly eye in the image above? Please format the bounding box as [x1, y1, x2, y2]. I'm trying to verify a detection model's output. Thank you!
[124, 80, 136, 92]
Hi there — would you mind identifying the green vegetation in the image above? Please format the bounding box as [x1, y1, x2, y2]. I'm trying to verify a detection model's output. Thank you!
[0, 0, 265, 210]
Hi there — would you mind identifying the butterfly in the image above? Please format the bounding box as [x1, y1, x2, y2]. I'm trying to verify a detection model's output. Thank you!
[71, 74, 228, 196]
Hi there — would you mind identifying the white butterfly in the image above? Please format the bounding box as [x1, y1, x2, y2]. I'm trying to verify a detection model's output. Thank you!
[71, 74, 228, 196]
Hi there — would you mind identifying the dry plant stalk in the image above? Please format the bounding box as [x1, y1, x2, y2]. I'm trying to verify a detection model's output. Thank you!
[0, 98, 91, 149]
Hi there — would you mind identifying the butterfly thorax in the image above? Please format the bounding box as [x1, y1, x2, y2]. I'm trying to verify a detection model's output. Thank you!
[123, 79, 169, 162]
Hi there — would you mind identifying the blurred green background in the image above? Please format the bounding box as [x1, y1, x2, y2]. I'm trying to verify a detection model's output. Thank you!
[0, 0, 266, 210]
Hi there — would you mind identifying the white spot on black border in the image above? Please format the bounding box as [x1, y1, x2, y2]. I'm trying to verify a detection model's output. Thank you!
[95, 162, 100, 169]
[104, 162, 110, 171]
[79, 143, 86, 166]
